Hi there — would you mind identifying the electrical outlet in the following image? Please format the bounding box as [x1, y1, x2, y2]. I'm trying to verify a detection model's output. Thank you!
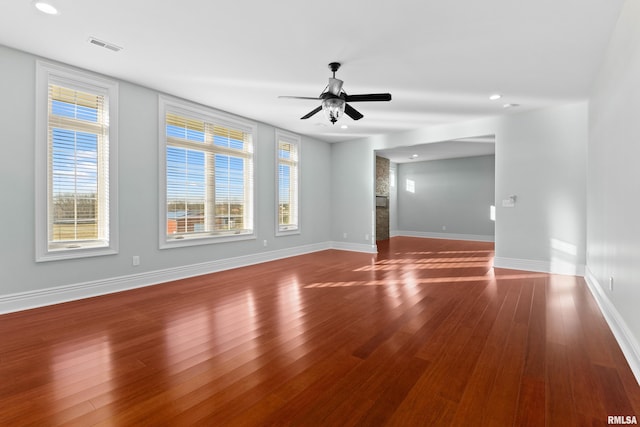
[442, 225, 446, 231]
[132, 256, 140, 266]
[343, 232, 347, 239]
[263, 240, 267, 247]
[502, 195, 517, 208]
[365, 234, 369, 241]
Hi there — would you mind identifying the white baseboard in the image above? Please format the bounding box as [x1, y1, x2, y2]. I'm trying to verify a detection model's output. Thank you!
[0, 242, 332, 314]
[330, 241, 378, 254]
[393, 230, 495, 242]
[584, 268, 640, 386]
[493, 256, 585, 277]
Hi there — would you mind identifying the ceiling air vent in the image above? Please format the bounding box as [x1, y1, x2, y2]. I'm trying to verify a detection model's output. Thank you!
[88, 37, 122, 52]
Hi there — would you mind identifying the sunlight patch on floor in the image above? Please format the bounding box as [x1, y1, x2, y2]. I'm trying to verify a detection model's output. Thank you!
[305, 273, 547, 288]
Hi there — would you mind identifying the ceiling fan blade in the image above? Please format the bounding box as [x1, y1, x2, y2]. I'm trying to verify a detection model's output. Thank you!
[278, 95, 320, 100]
[344, 103, 364, 121]
[344, 93, 392, 102]
[300, 105, 322, 120]
[327, 78, 343, 96]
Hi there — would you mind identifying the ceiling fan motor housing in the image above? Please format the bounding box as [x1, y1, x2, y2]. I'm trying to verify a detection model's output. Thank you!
[279, 61, 391, 123]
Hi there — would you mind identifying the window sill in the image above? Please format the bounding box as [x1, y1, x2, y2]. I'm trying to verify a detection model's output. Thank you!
[160, 232, 256, 249]
[36, 245, 118, 262]
[276, 228, 300, 237]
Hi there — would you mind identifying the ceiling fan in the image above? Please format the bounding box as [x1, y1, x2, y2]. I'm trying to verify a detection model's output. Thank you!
[279, 62, 392, 124]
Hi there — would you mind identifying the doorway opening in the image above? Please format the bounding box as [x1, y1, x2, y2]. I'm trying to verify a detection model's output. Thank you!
[375, 135, 496, 244]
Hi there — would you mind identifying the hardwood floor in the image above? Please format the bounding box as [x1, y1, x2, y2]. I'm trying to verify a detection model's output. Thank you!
[1, 237, 639, 426]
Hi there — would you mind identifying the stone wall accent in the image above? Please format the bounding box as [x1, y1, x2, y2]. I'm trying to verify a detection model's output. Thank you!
[376, 156, 390, 241]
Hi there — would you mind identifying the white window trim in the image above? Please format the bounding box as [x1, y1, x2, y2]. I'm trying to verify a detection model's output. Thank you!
[275, 129, 301, 237]
[158, 95, 257, 249]
[35, 61, 119, 262]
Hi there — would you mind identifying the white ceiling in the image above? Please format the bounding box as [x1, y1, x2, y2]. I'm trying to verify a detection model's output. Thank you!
[0, 0, 625, 144]
[377, 136, 495, 164]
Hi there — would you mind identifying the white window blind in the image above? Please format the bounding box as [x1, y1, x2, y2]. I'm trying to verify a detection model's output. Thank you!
[35, 61, 118, 261]
[276, 130, 300, 235]
[160, 97, 256, 247]
[48, 85, 108, 245]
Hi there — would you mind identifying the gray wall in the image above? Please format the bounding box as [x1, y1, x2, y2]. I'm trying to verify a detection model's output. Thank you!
[389, 162, 398, 235]
[330, 103, 587, 274]
[396, 155, 495, 240]
[587, 0, 640, 373]
[495, 103, 587, 273]
[330, 140, 377, 250]
[0, 45, 331, 298]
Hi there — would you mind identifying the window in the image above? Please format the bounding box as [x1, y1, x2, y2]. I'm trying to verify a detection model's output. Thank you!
[159, 96, 256, 248]
[275, 130, 300, 235]
[35, 61, 118, 261]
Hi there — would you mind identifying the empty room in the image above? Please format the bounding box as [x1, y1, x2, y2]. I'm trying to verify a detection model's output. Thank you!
[1, 0, 639, 425]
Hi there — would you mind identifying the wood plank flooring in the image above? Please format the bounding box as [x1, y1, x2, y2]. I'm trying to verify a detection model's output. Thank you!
[1, 237, 639, 426]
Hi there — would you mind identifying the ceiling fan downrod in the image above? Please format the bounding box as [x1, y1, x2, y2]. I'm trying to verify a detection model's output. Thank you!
[328, 62, 341, 78]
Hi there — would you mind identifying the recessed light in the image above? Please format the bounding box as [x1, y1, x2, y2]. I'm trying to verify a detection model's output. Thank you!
[34, 1, 58, 15]
[410, 154, 419, 159]
[489, 94, 502, 101]
[503, 103, 520, 108]
[340, 124, 348, 129]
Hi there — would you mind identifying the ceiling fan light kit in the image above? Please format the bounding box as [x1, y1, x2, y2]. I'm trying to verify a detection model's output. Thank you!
[321, 97, 345, 124]
[279, 62, 392, 125]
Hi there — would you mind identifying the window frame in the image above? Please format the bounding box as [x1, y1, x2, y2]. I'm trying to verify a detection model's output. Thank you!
[275, 129, 300, 236]
[35, 61, 119, 262]
[159, 95, 257, 249]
